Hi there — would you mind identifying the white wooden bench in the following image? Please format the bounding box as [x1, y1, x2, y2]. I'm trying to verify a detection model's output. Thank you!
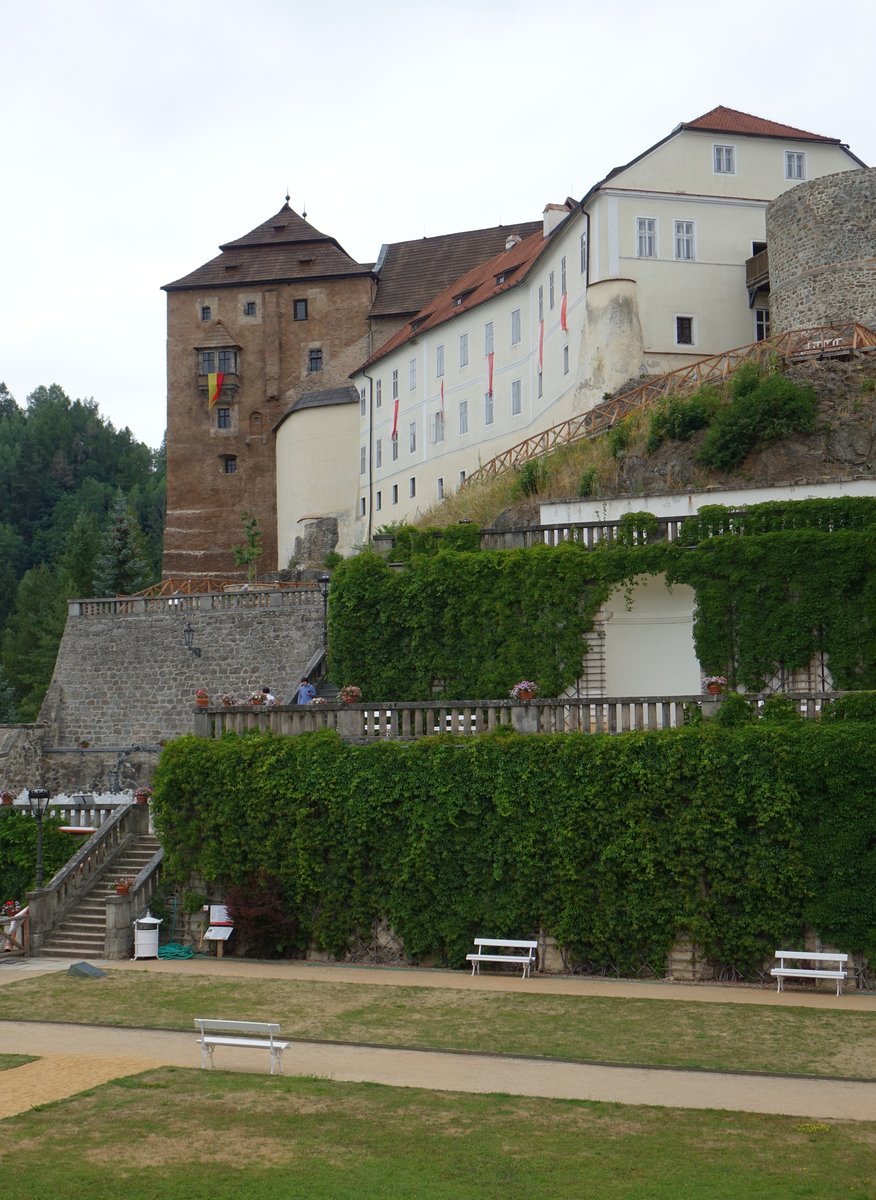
[195, 1018, 290, 1074]
[466, 937, 538, 979]
[770, 950, 849, 996]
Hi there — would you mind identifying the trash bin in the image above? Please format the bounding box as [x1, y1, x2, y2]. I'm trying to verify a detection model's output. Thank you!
[133, 912, 162, 960]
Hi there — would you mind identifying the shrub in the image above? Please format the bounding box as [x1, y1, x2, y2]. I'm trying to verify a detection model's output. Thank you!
[578, 465, 597, 497]
[606, 421, 630, 458]
[759, 695, 801, 724]
[646, 388, 719, 452]
[514, 459, 547, 498]
[822, 692, 876, 722]
[711, 691, 755, 726]
[698, 373, 818, 472]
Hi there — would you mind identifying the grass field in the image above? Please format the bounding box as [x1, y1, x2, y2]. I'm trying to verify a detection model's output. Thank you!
[0, 970, 874, 1080]
[1, 1066, 874, 1200]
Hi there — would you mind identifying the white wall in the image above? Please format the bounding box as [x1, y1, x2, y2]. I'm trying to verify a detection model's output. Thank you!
[602, 576, 700, 696]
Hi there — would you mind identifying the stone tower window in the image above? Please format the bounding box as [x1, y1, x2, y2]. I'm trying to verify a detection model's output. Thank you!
[294, 299, 308, 321]
[222, 455, 237, 474]
[308, 347, 323, 373]
[216, 407, 231, 429]
[201, 305, 212, 321]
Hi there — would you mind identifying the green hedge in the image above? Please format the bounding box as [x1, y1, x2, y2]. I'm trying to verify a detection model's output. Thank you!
[152, 724, 876, 972]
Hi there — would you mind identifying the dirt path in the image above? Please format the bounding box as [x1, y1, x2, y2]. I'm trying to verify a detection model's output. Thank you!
[2, 957, 875, 1122]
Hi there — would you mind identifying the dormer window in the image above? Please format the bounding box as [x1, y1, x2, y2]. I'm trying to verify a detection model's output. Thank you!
[452, 288, 475, 308]
[199, 349, 239, 374]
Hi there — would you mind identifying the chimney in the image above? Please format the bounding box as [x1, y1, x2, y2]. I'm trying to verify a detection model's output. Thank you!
[543, 202, 570, 237]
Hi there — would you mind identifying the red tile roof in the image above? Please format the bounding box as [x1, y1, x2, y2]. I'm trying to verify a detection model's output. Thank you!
[361, 222, 560, 369]
[681, 106, 841, 144]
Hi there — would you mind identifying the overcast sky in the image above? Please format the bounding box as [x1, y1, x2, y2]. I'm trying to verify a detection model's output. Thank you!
[2, 0, 872, 451]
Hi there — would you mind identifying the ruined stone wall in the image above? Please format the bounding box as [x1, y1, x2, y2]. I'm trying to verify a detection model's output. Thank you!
[767, 168, 876, 334]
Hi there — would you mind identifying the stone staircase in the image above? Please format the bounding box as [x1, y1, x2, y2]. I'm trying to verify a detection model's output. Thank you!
[38, 834, 161, 959]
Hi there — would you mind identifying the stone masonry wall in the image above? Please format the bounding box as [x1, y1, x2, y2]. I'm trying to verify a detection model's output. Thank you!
[767, 168, 876, 334]
[40, 589, 325, 748]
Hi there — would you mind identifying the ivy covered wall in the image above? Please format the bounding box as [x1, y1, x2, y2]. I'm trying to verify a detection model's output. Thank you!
[152, 723, 876, 973]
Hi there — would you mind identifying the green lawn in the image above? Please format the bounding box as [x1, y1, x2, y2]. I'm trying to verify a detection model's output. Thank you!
[1, 1067, 873, 1200]
[0, 970, 873, 1079]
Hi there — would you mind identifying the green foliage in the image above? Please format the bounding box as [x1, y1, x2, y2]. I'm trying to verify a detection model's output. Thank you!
[698, 371, 818, 471]
[0, 811, 72, 900]
[514, 458, 547, 497]
[617, 511, 659, 546]
[231, 511, 262, 584]
[577, 465, 597, 497]
[92, 490, 150, 597]
[710, 691, 754, 726]
[646, 387, 719, 452]
[758, 695, 801, 724]
[0, 565, 69, 719]
[152, 723, 876, 974]
[387, 523, 482, 563]
[606, 420, 630, 458]
[822, 691, 876, 722]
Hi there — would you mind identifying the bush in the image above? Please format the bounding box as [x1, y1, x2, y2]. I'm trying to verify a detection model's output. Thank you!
[698, 373, 818, 472]
[647, 388, 718, 452]
[606, 421, 630, 458]
[759, 695, 801, 724]
[711, 691, 755, 726]
[514, 459, 547, 498]
[822, 692, 876, 722]
[578, 466, 597, 497]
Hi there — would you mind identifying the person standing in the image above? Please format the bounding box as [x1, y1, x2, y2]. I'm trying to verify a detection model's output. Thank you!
[295, 677, 316, 704]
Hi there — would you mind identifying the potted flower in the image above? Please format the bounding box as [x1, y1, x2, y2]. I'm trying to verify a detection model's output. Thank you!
[702, 675, 728, 695]
[216, 693, 237, 707]
[338, 684, 362, 704]
[134, 786, 152, 805]
[310, 696, 327, 706]
[510, 680, 540, 701]
[0, 790, 13, 807]
[248, 691, 265, 706]
[194, 688, 209, 708]
[115, 877, 135, 895]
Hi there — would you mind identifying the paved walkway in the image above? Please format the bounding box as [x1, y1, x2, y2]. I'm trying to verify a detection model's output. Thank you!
[2, 956, 875, 1122]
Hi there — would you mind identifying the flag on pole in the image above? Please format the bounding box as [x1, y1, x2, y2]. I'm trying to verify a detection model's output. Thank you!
[207, 373, 225, 408]
[440, 378, 445, 418]
[391, 394, 399, 440]
[487, 351, 494, 397]
[560, 292, 568, 332]
[538, 321, 544, 369]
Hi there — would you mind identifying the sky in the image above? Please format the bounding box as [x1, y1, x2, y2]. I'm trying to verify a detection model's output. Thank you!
[2, 0, 873, 451]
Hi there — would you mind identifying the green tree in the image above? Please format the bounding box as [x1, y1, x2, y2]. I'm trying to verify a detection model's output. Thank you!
[0, 565, 68, 719]
[58, 509, 102, 598]
[233, 511, 263, 584]
[92, 490, 151, 597]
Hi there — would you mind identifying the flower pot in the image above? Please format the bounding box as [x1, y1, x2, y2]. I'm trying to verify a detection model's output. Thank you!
[515, 690, 535, 701]
[134, 792, 150, 805]
[195, 696, 209, 708]
[707, 684, 722, 695]
[1, 792, 13, 807]
[115, 883, 131, 895]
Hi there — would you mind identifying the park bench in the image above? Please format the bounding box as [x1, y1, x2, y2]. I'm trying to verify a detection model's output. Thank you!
[195, 1018, 290, 1074]
[466, 937, 538, 979]
[770, 950, 848, 996]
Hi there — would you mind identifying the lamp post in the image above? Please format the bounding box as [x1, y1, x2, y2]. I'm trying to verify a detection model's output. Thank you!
[317, 575, 330, 648]
[27, 787, 51, 889]
[182, 622, 202, 658]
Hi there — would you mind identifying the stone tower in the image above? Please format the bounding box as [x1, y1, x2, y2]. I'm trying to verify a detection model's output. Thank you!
[161, 204, 375, 579]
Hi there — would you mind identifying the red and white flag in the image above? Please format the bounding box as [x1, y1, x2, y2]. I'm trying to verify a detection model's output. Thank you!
[560, 292, 568, 333]
[487, 351, 494, 397]
[538, 321, 544, 369]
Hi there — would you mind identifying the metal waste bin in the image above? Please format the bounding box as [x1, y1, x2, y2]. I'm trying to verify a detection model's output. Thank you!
[133, 912, 162, 960]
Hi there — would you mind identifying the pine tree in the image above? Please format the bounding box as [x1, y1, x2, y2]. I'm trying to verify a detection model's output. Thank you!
[92, 490, 151, 597]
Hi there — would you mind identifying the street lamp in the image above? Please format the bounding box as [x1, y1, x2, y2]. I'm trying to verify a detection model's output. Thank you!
[182, 622, 202, 658]
[317, 575, 330, 647]
[27, 787, 51, 889]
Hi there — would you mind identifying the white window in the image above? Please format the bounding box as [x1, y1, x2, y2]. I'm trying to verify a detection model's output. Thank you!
[537, 371, 543, 398]
[409, 421, 417, 453]
[511, 308, 521, 346]
[359, 446, 366, 474]
[675, 315, 695, 346]
[484, 392, 493, 425]
[713, 144, 735, 174]
[437, 477, 444, 500]
[409, 358, 417, 390]
[563, 345, 569, 375]
[459, 399, 468, 435]
[785, 150, 806, 181]
[392, 484, 398, 504]
[549, 270, 555, 309]
[459, 332, 469, 367]
[560, 256, 566, 295]
[359, 388, 366, 416]
[511, 379, 522, 416]
[436, 344, 444, 377]
[376, 438, 382, 468]
[484, 321, 494, 355]
[636, 218, 657, 258]
[375, 379, 382, 408]
[432, 411, 445, 443]
[392, 437, 399, 462]
[459, 469, 466, 485]
[376, 490, 382, 511]
[755, 308, 771, 342]
[580, 232, 588, 275]
[359, 496, 366, 517]
[392, 369, 399, 399]
[674, 220, 695, 262]
[538, 285, 543, 321]
[409, 477, 416, 498]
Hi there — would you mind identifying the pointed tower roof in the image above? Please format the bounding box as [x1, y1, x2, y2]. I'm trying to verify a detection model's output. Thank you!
[163, 203, 373, 291]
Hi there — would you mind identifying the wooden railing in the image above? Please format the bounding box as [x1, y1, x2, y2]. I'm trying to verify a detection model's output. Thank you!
[745, 247, 769, 291]
[465, 323, 876, 484]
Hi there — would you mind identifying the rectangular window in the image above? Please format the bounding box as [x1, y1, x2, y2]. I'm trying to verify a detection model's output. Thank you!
[359, 388, 367, 416]
[674, 220, 695, 261]
[409, 358, 417, 390]
[459, 469, 466, 485]
[755, 308, 771, 342]
[359, 497, 366, 517]
[436, 344, 444, 377]
[537, 371, 543, 399]
[409, 421, 417, 453]
[563, 345, 569, 374]
[201, 305, 212, 321]
[432, 411, 445, 443]
[437, 477, 444, 500]
[560, 256, 567, 295]
[217, 349, 236, 373]
[511, 379, 521, 416]
[636, 218, 657, 258]
[392, 437, 399, 462]
[484, 391, 493, 425]
[459, 399, 468, 435]
[392, 369, 399, 400]
[243, 301, 256, 316]
[409, 477, 416, 498]
[676, 316, 694, 345]
[785, 150, 806, 180]
[459, 332, 469, 367]
[223, 456, 237, 474]
[713, 144, 735, 174]
[199, 350, 215, 373]
[375, 379, 382, 408]
[294, 299, 308, 320]
[308, 347, 323, 372]
[549, 270, 555, 309]
[538, 285, 543, 321]
[392, 484, 398, 504]
[580, 232, 588, 274]
[217, 406, 231, 429]
[376, 491, 382, 511]
[360, 446, 366, 475]
[511, 308, 521, 345]
[484, 321, 494, 355]
[376, 438, 382, 468]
